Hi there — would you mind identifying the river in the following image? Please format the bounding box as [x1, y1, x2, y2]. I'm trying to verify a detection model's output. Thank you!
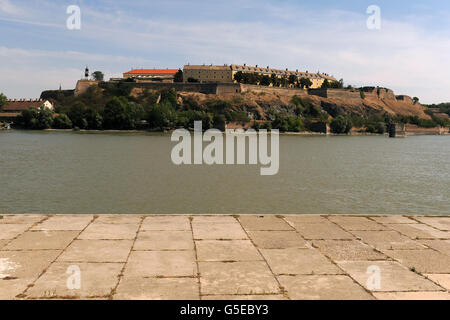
[0, 130, 448, 215]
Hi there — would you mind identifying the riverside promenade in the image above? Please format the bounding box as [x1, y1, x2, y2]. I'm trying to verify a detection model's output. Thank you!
[0, 214, 449, 300]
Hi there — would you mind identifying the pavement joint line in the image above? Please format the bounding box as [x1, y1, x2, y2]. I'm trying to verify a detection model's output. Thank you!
[109, 215, 145, 300]
[0, 215, 50, 250]
[16, 214, 98, 299]
[305, 223, 377, 298]
[233, 215, 288, 300]
[189, 216, 203, 300]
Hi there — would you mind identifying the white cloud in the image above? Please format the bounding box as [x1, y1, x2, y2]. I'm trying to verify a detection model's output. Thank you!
[0, 0, 22, 15]
[1, 1, 450, 103]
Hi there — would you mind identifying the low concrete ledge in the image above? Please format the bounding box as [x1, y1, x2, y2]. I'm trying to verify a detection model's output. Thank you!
[1, 214, 449, 300]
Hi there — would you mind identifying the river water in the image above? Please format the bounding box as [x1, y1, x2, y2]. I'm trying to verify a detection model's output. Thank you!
[0, 130, 448, 215]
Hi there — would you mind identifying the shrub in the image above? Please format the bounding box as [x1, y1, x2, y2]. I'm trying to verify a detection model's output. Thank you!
[53, 114, 73, 129]
[331, 115, 353, 134]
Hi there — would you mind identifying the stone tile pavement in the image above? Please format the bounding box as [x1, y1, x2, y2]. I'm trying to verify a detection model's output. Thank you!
[0, 214, 449, 300]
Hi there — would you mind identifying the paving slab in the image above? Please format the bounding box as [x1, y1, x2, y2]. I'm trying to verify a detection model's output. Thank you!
[0, 215, 45, 224]
[0, 224, 32, 240]
[32, 215, 93, 231]
[420, 239, 450, 255]
[238, 216, 293, 231]
[388, 223, 450, 240]
[351, 230, 425, 250]
[141, 216, 191, 231]
[327, 216, 388, 231]
[125, 251, 197, 277]
[192, 222, 248, 240]
[203, 295, 287, 300]
[0, 250, 60, 299]
[312, 240, 387, 261]
[337, 261, 441, 292]
[134, 231, 194, 251]
[278, 275, 373, 300]
[374, 292, 450, 300]
[58, 240, 133, 263]
[425, 274, 450, 290]
[284, 215, 329, 224]
[192, 216, 237, 225]
[196, 240, 262, 262]
[413, 217, 450, 231]
[26, 262, 123, 299]
[383, 249, 450, 274]
[94, 215, 142, 224]
[260, 248, 343, 275]
[78, 223, 139, 240]
[248, 231, 308, 249]
[4, 231, 78, 250]
[286, 222, 354, 240]
[199, 261, 279, 295]
[0, 240, 9, 249]
[114, 277, 199, 300]
[371, 216, 417, 224]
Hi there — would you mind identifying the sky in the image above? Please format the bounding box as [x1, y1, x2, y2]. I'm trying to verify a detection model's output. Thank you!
[1, 0, 450, 103]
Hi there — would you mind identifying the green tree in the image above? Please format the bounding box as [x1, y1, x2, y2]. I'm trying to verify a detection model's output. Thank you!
[174, 70, 183, 82]
[321, 79, 330, 89]
[53, 114, 73, 129]
[413, 97, 419, 104]
[0, 93, 7, 111]
[84, 109, 103, 129]
[68, 101, 88, 129]
[331, 115, 353, 134]
[260, 75, 271, 86]
[234, 71, 243, 83]
[92, 71, 104, 81]
[19, 107, 40, 128]
[288, 75, 297, 86]
[147, 101, 177, 130]
[300, 78, 313, 89]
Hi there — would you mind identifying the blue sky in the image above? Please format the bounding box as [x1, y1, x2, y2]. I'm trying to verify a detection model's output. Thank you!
[1, 0, 450, 103]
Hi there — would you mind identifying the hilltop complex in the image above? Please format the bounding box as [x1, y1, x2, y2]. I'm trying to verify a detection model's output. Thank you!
[183, 64, 336, 88]
[121, 64, 337, 89]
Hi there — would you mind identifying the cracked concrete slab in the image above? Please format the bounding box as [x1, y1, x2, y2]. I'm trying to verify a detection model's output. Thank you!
[278, 275, 373, 300]
[114, 277, 199, 300]
[388, 223, 450, 240]
[238, 216, 293, 231]
[134, 231, 194, 251]
[0, 250, 60, 299]
[26, 262, 123, 299]
[351, 230, 425, 250]
[373, 292, 450, 300]
[289, 222, 354, 240]
[420, 240, 450, 255]
[312, 240, 387, 261]
[248, 231, 308, 249]
[141, 216, 191, 231]
[192, 222, 248, 240]
[31, 215, 93, 231]
[425, 274, 450, 290]
[0, 224, 32, 240]
[78, 223, 139, 240]
[327, 216, 388, 231]
[371, 216, 418, 224]
[58, 240, 133, 263]
[196, 240, 262, 262]
[337, 260, 442, 292]
[4, 231, 79, 250]
[260, 248, 343, 275]
[199, 261, 279, 295]
[383, 249, 450, 274]
[125, 251, 197, 277]
[413, 217, 450, 231]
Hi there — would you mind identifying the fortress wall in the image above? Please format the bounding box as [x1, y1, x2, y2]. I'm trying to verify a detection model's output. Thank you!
[240, 84, 308, 96]
[75, 80, 99, 97]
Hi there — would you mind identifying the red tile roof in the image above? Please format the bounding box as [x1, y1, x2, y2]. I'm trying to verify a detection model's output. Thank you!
[124, 69, 179, 75]
[3, 101, 43, 112]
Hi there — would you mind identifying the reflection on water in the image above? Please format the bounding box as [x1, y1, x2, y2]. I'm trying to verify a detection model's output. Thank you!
[0, 130, 449, 215]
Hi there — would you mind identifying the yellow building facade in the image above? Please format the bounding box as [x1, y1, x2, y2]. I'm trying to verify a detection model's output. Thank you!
[183, 64, 336, 88]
